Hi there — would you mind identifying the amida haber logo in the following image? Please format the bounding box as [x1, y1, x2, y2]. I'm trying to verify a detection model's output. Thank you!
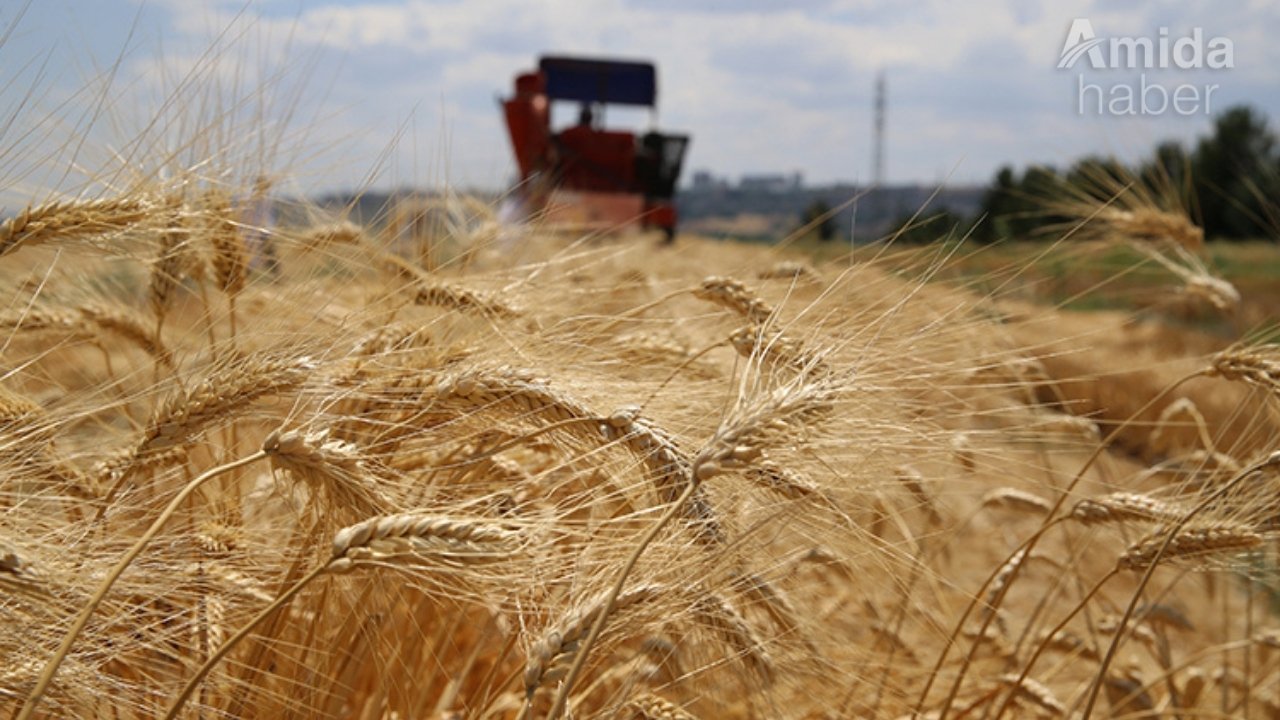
[1058, 18, 1234, 116]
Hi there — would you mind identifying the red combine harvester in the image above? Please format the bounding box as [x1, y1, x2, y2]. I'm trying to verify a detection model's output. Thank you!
[501, 55, 689, 241]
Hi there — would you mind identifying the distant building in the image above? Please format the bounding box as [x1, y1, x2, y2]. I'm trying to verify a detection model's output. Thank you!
[691, 170, 720, 191]
[738, 172, 803, 193]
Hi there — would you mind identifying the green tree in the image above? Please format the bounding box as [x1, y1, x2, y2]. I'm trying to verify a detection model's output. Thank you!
[890, 209, 971, 244]
[973, 164, 1065, 241]
[1064, 156, 1129, 197]
[800, 199, 837, 241]
[974, 165, 1019, 241]
[1192, 105, 1280, 239]
[1011, 165, 1063, 238]
[1141, 141, 1192, 199]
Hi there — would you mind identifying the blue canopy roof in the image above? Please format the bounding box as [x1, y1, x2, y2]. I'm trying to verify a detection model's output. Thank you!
[539, 56, 657, 107]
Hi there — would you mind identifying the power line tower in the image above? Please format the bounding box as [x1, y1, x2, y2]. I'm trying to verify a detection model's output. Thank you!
[872, 70, 886, 187]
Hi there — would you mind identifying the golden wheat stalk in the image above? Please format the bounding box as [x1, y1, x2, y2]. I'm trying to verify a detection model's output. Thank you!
[78, 302, 174, 367]
[603, 405, 724, 546]
[298, 220, 365, 248]
[0, 196, 152, 257]
[0, 308, 81, 333]
[626, 693, 700, 720]
[756, 260, 818, 283]
[415, 281, 519, 317]
[692, 276, 774, 323]
[138, 353, 314, 453]
[1070, 492, 1186, 526]
[690, 377, 833, 483]
[1037, 629, 1100, 661]
[148, 210, 192, 324]
[349, 321, 432, 356]
[982, 549, 1028, 620]
[1182, 273, 1241, 312]
[0, 303, 173, 366]
[981, 487, 1053, 515]
[741, 461, 840, 512]
[523, 584, 662, 699]
[200, 188, 247, 297]
[1118, 523, 1265, 570]
[1207, 344, 1280, 394]
[328, 512, 518, 572]
[996, 673, 1065, 717]
[541, 375, 835, 719]
[261, 428, 392, 516]
[691, 591, 775, 684]
[1095, 205, 1203, 252]
[435, 370, 726, 545]
[20, 451, 268, 719]
[728, 325, 824, 373]
[166, 511, 516, 720]
[0, 386, 43, 423]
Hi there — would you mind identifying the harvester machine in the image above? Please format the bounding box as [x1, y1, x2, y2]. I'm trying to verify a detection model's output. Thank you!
[501, 55, 689, 241]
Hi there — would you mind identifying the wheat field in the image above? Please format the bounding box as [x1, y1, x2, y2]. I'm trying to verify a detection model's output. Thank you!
[2, 35, 1280, 720]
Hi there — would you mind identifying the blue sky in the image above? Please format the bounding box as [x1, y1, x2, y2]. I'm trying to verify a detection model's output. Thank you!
[1, 0, 1277, 201]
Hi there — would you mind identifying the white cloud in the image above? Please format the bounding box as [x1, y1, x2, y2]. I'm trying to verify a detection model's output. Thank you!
[5, 0, 1278, 198]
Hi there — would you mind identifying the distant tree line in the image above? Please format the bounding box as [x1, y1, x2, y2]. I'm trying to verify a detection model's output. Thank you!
[888, 105, 1280, 243]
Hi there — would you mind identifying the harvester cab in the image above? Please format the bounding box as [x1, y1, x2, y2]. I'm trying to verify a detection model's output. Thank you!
[501, 55, 689, 242]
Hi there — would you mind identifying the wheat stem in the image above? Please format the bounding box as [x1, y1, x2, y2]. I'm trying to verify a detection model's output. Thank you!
[544, 478, 700, 720]
[1080, 450, 1280, 719]
[924, 370, 1203, 720]
[164, 562, 328, 720]
[990, 568, 1118, 720]
[17, 450, 267, 720]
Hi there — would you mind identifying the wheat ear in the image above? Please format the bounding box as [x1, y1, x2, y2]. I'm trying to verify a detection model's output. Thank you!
[1070, 492, 1186, 526]
[0, 303, 174, 367]
[543, 480, 702, 720]
[437, 370, 726, 544]
[328, 512, 518, 572]
[262, 428, 391, 517]
[298, 220, 365, 247]
[523, 585, 662, 700]
[626, 693, 700, 720]
[415, 280, 520, 317]
[981, 487, 1053, 515]
[729, 325, 823, 372]
[756, 260, 818, 282]
[167, 512, 515, 719]
[1118, 523, 1265, 570]
[692, 276, 774, 322]
[546, 378, 830, 719]
[996, 674, 1065, 717]
[1097, 205, 1203, 251]
[149, 211, 189, 327]
[1207, 344, 1280, 394]
[201, 188, 247, 298]
[138, 353, 314, 453]
[1079, 451, 1280, 718]
[0, 196, 152, 257]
